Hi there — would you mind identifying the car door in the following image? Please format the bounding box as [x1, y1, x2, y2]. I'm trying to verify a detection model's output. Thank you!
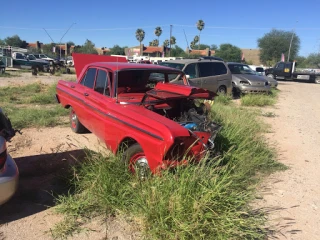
[88, 68, 113, 141]
[198, 62, 216, 91]
[75, 67, 97, 130]
[183, 63, 201, 88]
[273, 62, 285, 79]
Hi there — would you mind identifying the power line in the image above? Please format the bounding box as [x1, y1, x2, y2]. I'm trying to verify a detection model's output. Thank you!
[1, 25, 320, 31]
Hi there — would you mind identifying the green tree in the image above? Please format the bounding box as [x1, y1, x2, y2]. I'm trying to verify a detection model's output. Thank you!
[42, 43, 56, 56]
[66, 41, 75, 46]
[170, 36, 176, 47]
[154, 27, 162, 42]
[197, 44, 210, 50]
[294, 56, 307, 68]
[4, 35, 28, 48]
[190, 41, 196, 50]
[210, 44, 218, 50]
[73, 39, 98, 54]
[109, 45, 126, 55]
[215, 43, 242, 62]
[196, 19, 205, 50]
[304, 53, 320, 68]
[258, 29, 300, 64]
[0, 39, 5, 45]
[193, 36, 199, 45]
[135, 28, 145, 56]
[163, 39, 169, 48]
[170, 45, 187, 57]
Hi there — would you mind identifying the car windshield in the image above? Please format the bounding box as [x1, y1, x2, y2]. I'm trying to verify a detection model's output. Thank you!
[228, 64, 256, 75]
[158, 62, 185, 70]
[40, 54, 47, 58]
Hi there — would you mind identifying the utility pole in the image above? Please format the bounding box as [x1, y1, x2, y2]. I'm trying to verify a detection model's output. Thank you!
[59, 23, 76, 59]
[287, 21, 298, 62]
[169, 24, 172, 57]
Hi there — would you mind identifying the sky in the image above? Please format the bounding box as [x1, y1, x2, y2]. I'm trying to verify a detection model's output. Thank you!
[1, 0, 320, 57]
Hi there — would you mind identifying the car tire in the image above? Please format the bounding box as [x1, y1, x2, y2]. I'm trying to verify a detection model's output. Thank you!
[70, 108, 87, 133]
[315, 76, 320, 84]
[217, 86, 227, 95]
[32, 67, 38, 76]
[122, 143, 150, 180]
[267, 74, 275, 79]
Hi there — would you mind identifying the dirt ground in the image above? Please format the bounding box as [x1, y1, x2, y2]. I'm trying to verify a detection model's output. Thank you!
[0, 73, 319, 239]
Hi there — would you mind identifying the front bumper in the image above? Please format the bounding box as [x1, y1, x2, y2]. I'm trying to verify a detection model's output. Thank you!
[0, 154, 19, 205]
[236, 84, 271, 94]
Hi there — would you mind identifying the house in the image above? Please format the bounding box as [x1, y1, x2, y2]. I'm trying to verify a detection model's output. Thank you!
[125, 45, 169, 57]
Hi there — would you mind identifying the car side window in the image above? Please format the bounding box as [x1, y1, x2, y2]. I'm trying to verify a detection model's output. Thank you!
[277, 63, 285, 70]
[184, 63, 197, 79]
[212, 62, 227, 75]
[198, 62, 213, 77]
[81, 68, 96, 89]
[94, 69, 110, 96]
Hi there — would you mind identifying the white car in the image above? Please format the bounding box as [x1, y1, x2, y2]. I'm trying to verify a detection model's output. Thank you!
[0, 108, 18, 205]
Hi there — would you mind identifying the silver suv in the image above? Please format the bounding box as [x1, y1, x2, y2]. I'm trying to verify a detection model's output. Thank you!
[159, 59, 232, 94]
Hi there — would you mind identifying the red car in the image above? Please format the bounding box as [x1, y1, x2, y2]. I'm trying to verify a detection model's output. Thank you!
[56, 54, 220, 179]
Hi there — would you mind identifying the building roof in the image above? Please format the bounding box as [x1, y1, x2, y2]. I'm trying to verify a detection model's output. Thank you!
[143, 46, 162, 53]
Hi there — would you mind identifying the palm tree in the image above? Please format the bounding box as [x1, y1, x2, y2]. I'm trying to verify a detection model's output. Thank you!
[154, 27, 162, 42]
[170, 36, 176, 48]
[163, 39, 169, 48]
[193, 35, 199, 44]
[153, 39, 159, 47]
[196, 19, 205, 50]
[190, 41, 196, 50]
[135, 28, 145, 56]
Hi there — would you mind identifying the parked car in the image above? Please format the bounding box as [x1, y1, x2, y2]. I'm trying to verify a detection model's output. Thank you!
[199, 56, 224, 61]
[0, 59, 5, 74]
[66, 56, 74, 66]
[0, 108, 18, 205]
[159, 59, 232, 94]
[249, 65, 266, 76]
[12, 52, 50, 73]
[227, 62, 271, 94]
[56, 53, 221, 179]
[33, 54, 58, 65]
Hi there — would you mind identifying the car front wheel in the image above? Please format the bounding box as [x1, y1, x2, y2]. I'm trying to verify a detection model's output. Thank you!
[267, 74, 275, 79]
[122, 143, 150, 180]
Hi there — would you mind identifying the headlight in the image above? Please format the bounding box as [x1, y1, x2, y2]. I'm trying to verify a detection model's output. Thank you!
[240, 81, 250, 85]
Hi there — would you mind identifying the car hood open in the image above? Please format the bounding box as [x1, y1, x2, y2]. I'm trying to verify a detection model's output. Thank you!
[145, 82, 216, 101]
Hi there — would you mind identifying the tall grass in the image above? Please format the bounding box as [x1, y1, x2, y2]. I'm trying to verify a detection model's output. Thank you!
[53, 101, 285, 239]
[0, 82, 58, 104]
[3, 105, 69, 129]
[241, 93, 276, 106]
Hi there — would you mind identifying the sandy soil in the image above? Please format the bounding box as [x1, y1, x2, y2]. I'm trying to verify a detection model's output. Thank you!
[257, 81, 320, 239]
[0, 74, 319, 239]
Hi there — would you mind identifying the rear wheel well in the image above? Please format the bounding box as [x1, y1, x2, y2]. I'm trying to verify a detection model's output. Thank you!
[117, 137, 138, 155]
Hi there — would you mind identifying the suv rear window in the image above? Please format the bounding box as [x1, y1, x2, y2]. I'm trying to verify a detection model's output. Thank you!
[198, 62, 227, 77]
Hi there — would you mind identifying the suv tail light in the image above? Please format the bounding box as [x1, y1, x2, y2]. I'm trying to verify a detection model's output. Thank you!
[0, 149, 7, 169]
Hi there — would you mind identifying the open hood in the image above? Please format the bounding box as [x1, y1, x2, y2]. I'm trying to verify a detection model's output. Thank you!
[72, 53, 127, 78]
[145, 82, 216, 101]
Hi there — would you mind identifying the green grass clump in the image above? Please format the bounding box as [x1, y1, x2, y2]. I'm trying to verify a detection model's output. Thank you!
[214, 94, 233, 105]
[53, 101, 285, 239]
[3, 105, 69, 129]
[241, 93, 276, 106]
[0, 82, 58, 104]
[0, 72, 21, 78]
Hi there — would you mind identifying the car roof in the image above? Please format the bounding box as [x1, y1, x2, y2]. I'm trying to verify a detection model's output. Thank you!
[161, 59, 223, 64]
[227, 62, 248, 65]
[87, 62, 185, 73]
